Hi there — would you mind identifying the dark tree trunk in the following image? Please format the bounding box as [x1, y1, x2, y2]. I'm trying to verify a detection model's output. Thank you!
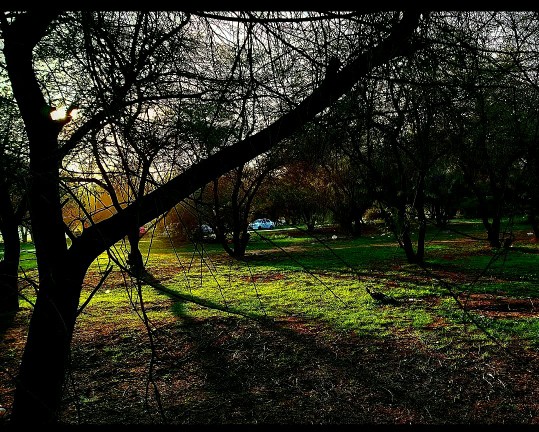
[20, 225, 30, 244]
[394, 200, 426, 265]
[127, 229, 144, 276]
[470, 183, 502, 248]
[217, 224, 250, 259]
[0, 180, 21, 313]
[486, 216, 501, 248]
[480, 212, 501, 248]
[4, 11, 75, 423]
[431, 202, 450, 228]
[400, 226, 418, 264]
[352, 212, 363, 236]
[213, 166, 265, 260]
[414, 181, 427, 264]
[10, 147, 72, 423]
[232, 230, 250, 259]
[10, 125, 81, 423]
[400, 228, 425, 265]
[11, 259, 87, 423]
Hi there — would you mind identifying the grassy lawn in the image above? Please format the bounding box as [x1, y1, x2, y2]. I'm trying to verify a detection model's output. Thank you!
[40, 218, 534, 346]
[3, 217, 539, 423]
[8, 218, 539, 347]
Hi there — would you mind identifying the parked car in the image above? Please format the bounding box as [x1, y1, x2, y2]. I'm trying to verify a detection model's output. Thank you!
[249, 218, 275, 230]
[192, 224, 217, 241]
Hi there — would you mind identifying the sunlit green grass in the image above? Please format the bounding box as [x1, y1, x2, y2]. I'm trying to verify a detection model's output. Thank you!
[13, 243, 38, 272]
[10, 218, 539, 350]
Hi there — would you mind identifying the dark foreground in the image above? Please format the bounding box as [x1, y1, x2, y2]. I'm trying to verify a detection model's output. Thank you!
[2, 308, 539, 425]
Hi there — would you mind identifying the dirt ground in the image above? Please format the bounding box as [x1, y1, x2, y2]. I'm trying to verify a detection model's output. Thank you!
[2, 305, 539, 425]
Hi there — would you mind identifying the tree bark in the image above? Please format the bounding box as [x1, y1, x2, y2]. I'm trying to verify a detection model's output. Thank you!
[127, 229, 144, 276]
[477, 200, 502, 248]
[0, 178, 20, 313]
[3, 11, 75, 423]
[413, 175, 427, 264]
[393, 200, 426, 265]
[11, 259, 87, 422]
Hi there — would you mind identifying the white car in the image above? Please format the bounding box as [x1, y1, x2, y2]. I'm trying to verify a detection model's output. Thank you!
[192, 224, 217, 241]
[249, 218, 275, 230]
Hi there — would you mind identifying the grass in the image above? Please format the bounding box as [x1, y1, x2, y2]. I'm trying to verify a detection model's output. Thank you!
[80, 219, 537, 348]
[16, 243, 37, 272]
[6, 217, 539, 347]
[4, 217, 539, 424]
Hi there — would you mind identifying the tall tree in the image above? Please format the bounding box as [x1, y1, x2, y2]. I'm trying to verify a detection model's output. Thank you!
[492, 12, 539, 240]
[0, 10, 423, 423]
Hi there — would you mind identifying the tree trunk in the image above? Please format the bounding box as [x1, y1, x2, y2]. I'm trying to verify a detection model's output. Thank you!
[401, 228, 418, 264]
[400, 229, 425, 265]
[414, 177, 427, 264]
[127, 229, 144, 276]
[482, 214, 501, 248]
[352, 212, 363, 237]
[232, 230, 250, 259]
[415, 218, 426, 264]
[20, 226, 29, 244]
[0, 180, 21, 313]
[473, 190, 502, 248]
[219, 223, 250, 260]
[10, 149, 73, 424]
[3, 11, 74, 423]
[11, 259, 86, 423]
[395, 203, 425, 265]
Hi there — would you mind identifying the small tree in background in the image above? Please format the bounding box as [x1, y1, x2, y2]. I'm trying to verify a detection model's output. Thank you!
[268, 161, 331, 232]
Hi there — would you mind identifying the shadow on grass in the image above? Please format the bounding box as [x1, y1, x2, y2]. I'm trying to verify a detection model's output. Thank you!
[171, 316, 539, 424]
[62, 311, 539, 424]
[139, 270, 272, 324]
